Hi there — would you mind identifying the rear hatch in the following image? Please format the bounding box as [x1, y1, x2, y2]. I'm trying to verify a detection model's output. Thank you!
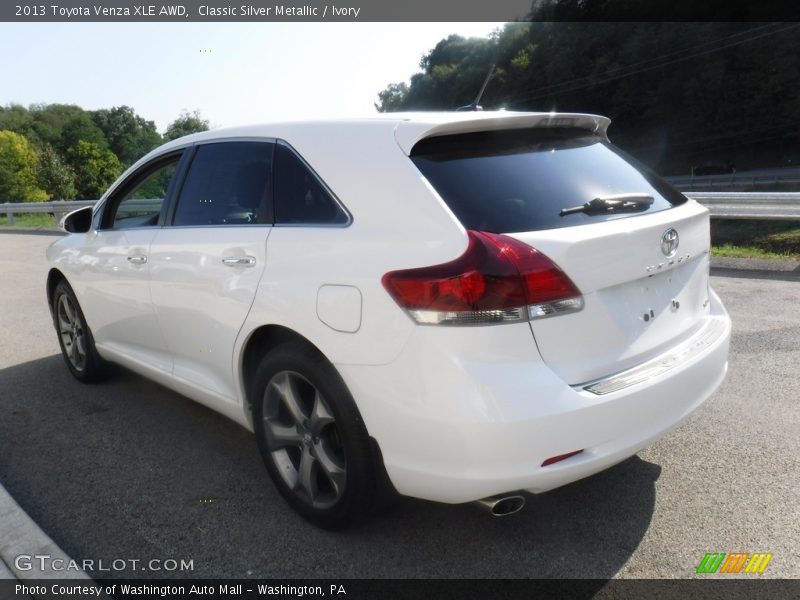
[410, 127, 712, 385]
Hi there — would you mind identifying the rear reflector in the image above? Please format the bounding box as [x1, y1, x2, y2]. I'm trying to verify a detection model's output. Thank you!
[382, 230, 583, 326]
[541, 450, 584, 467]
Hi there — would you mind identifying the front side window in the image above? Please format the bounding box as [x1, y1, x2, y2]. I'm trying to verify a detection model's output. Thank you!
[273, 143, 349, 225]
[172, 142, 273, 226]
[108, 157, 180, 229]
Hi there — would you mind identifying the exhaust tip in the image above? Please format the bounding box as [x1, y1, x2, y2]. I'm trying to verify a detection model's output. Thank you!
[473, 494, 526, 517]
[491, 495, 526, 516]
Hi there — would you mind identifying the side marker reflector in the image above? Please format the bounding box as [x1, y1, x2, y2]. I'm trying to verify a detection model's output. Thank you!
[541, 449, 584, 467]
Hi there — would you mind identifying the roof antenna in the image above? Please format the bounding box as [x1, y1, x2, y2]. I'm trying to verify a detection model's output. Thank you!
[456, 63, 496, 112]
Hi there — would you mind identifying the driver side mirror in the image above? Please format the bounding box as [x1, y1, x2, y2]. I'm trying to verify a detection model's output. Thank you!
[60, 206, 94, 234]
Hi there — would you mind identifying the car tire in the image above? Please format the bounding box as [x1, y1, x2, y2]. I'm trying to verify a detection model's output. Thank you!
[52, 279, 107, 383]
[252, 341, 381, 529]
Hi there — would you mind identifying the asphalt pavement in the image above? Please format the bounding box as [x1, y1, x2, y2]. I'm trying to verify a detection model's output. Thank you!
[0, 231, 798, 579]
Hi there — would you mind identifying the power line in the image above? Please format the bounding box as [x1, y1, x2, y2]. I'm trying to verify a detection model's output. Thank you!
[501, 22, 782, 103]
[509, 22, 800, 105]
[501, 22, 800, 107]
[623, 121, 800, 155]
[685, 129, 800, 156]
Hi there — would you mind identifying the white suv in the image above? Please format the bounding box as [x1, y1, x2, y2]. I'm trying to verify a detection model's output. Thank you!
[46, 112, 731, 528]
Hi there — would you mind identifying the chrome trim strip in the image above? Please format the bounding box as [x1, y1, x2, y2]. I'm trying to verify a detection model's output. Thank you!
[578, 317, 728, 395]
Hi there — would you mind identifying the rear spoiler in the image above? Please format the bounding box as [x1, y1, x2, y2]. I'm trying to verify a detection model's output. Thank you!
[393, 112, 611, 155]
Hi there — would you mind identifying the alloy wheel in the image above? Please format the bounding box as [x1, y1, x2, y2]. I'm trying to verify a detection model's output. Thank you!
[57, 294, 87, 372]
[261, 371, 346, 509]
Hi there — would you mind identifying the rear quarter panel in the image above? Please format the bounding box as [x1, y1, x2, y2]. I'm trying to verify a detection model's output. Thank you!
[233, 121, 470, 407]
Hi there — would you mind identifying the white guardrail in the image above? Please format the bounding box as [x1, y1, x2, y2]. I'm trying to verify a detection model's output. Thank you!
[0, 199, 162, 226]
[2, 193, 800, 225]
[686, 192, 800, 220]
[2, 200, 96, 225]
[665, 166, 800, 191]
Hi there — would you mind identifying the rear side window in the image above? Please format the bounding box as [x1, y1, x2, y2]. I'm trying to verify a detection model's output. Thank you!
[173, 142, 273, 226]
[411, 128, 686, 233]
[273, 143, 349, 225]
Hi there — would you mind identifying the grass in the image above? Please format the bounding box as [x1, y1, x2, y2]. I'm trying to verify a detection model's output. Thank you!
[0, 212, 59, 228]
[710, 244, 798, 260]
[710, 220, 800, 260]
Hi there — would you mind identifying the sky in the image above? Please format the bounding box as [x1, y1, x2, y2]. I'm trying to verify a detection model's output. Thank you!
[0, 22, 504, 133]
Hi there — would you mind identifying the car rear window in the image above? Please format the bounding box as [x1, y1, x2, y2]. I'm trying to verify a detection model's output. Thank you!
[410, 128, 686, 233]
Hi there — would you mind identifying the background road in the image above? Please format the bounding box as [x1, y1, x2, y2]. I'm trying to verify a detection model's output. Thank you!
[0, 232, 798, 579]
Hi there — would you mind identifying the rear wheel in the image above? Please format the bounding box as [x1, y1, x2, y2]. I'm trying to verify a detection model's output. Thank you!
[52, 280, 107, 382]
[252, 341, 379, 528]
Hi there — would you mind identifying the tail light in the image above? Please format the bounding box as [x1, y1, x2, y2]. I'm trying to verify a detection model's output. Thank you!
[382, 230, 583, 326]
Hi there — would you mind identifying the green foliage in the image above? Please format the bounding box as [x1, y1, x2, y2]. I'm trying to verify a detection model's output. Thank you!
[0, 212, 55, 228]
[0, 130, 49, 201]
[36, 143, 77, 200]
[131, 164, 177, 200]
[25, 104, 90, 150]
[375, 82, 409, 112]
[67, 140, 122, 199]
[375, 20, 800, 173]
[0, 104, 36, 137]
[379, 33, 498, 111]
[165, 110, 210, 141]
[92, 106, 162, 165]
[711, 219, 800, 259]
[59, 112, 108, 155]
[0, 103, 205, 199]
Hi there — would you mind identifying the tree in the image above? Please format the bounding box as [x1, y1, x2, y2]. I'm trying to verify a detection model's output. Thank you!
[0, 130, 49, 201]
[0, 104, 35, 138]
[164, 110, 209, 141]
[375, 19, 800, 173]
[26, 104, 89, 150]
[59, 112, 108, 156]
[375, 83, 409, 112]
[92, 106, 162, 165]
[67, 140, 122, 199]
[376, 34, 500, 112]
[36, 143, 77, 200]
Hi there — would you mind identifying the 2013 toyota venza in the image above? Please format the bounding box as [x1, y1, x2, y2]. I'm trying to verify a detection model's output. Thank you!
[46, 112, 731, 528]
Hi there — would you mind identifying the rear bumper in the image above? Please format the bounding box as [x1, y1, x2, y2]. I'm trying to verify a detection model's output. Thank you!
[338, 289, 731, 504]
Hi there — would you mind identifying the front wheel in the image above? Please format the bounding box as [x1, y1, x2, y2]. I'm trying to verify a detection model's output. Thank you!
[252, 341, 380, 528]
[52, 280, 107, 382]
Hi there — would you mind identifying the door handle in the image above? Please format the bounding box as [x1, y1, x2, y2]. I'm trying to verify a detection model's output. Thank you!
[127, 255, 147, 264]
[222, 256, 256, 267]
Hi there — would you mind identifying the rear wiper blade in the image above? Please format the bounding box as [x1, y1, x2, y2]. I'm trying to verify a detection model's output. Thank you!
[560, 194, 655, 217]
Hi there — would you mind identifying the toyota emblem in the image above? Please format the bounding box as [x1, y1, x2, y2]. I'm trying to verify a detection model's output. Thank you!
[661, 228, 679, 257]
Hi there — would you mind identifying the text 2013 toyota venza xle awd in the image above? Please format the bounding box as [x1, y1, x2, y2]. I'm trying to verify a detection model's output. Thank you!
[46, 112, 731, 528]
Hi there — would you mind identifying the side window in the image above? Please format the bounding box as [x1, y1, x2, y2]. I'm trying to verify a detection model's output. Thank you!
[274, 143, 349, 225]
[108, 157, 180, 229]
[173, 142, 273, 226]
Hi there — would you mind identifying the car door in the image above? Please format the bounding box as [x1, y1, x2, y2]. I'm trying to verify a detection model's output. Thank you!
[148, 140, 274, 401]
[78, 151, 185, 372]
